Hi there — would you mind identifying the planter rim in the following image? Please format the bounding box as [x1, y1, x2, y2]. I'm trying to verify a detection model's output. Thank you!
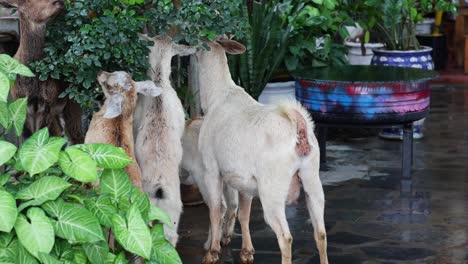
[372, 46, 433, 53]
[344, 40, 384, 48]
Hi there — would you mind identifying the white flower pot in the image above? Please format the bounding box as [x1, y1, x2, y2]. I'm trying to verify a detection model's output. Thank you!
[344, 40, 384, 65]
[258, 81, 296, 105]
[415, 18, 435, 35]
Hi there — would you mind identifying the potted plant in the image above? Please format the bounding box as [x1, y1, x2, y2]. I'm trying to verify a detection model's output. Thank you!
[230, 0, 347, 103]
[343, 24, 384, 65]
[347, 0, 457, 139]
[368, 0, 457, 69]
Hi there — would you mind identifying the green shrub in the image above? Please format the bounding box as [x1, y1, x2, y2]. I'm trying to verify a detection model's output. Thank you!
[31, 0, 248, 111]
[1, 54, 180, 264]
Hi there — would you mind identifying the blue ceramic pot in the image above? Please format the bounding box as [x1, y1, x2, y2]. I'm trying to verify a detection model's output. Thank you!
[371, 46, 434, 70]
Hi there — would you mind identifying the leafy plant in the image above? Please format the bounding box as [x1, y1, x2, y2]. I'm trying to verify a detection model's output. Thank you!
[30, 0, 248, 112]
[1, 55, 181, 264]
[31, 0, 152, 111]
[229, 0, 347, 99]
[145, 0, 249, 47]
[348, 0, 458, 50]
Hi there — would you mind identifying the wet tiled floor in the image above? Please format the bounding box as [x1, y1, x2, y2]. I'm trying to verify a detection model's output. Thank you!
[177, 85, 468, 263]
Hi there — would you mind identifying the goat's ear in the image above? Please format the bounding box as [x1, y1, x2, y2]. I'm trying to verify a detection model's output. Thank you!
[217, 39, 246, 55]
[103, 94, 124, 119]
[173, 44, 196, 57]
[217, 39, 246, 54]
[0, 0, 18, 8]
[136, 81, 162, 97]
[137, 33, 154, 43]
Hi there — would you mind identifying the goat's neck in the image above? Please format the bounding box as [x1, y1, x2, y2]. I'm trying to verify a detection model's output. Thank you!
[15, 15, 46, 63]
[196, 54, 234, 113]
[149, 49, 173, 89]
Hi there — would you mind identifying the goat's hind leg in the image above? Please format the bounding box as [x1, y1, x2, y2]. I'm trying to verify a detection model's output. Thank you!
[258, 184, 292, 264]
[299, 162, 328, 264]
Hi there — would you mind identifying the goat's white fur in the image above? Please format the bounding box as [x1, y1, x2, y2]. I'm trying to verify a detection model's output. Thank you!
[181, 119, 239, 249]
[193, 40, 328, 264]
[134, 35, 196, 246]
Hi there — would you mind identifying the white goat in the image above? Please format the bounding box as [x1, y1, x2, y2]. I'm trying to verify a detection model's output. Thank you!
[181, 118, 239, 247]
[85, 71, 161, 187]
[193, 39, 328, 264]
[133, 35, 196, 246]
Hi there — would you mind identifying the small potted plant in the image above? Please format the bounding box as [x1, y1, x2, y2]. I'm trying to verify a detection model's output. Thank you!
[368, 0, 458, 69]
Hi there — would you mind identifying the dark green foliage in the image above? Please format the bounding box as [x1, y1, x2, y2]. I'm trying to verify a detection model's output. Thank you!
[31, 0, 152, 111]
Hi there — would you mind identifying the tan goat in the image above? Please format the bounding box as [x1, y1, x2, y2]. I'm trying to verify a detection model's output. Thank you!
[133, 35, 196, 246]
[85, 71, 161, 187]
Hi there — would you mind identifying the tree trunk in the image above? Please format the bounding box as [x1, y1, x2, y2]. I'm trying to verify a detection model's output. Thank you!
[188, 56, 202, 117]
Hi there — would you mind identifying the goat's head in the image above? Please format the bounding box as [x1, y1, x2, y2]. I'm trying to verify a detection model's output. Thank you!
[97, 71, 161, 119]
[194, 37, 246, 65]
[138, 34, 196, 81]
[0, 0, 65, 24]
[25, 98, 65, 138]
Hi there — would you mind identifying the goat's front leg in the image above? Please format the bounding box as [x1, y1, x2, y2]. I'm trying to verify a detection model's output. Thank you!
[202, 170, 224, 264]
[238, 193, 254, 264]
[221, 185, 238, 246]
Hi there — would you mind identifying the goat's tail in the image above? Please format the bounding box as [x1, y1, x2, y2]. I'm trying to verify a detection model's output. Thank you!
[277, 101, 314, 157]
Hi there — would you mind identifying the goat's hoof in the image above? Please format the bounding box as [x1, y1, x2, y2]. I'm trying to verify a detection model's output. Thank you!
[240, 248, 254, 264]
[202, 250, 220, 264]
[221, 235, 231, 246]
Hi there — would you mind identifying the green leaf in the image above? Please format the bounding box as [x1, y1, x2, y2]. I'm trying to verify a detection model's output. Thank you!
[100, 169, 132, 202]
[0, 237, 17, 264]
[148, 225, 181, 264]
[0, 141, 16, 166]
[16, 176, 71, 212]
[0, 101, 9, 128]
[113, 252, 127, 264]
[14, 208, 54, 258]
[19, 128, 67, 175]
[150, 224, 165, 244]
[130, 186, 150, 218]
[0, 189, 17, 232]
[59, 147, 98, 183]
[0, 71, 9, 103]
[148, 206, 173, 228]
[0, 173, 11, 186]
[112, 204, 152, 259]
[84, 196, 117, 228]
[83, 241, 109, 264]
[77, 144, 133, 169]
[8, 97, 27, 136]
[17, 241, 39, 264]
[37, 252, 63, 264]
[0, 54, 35, 77]
[73, 246, 88, 264]
[42, 200, 105, 243]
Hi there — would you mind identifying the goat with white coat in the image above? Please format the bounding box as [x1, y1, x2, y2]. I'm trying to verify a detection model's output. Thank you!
[192, 39, 328, 264]
[181, 118, 239, 248]
[85, 71, 161, 187]
[133, 35, 196, 246]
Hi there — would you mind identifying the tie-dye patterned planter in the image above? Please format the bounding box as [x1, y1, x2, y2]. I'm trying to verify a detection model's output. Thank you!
[294, 66, 438, 125]
[371, 46, 434, 70]
[294, 65, 438, 179]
